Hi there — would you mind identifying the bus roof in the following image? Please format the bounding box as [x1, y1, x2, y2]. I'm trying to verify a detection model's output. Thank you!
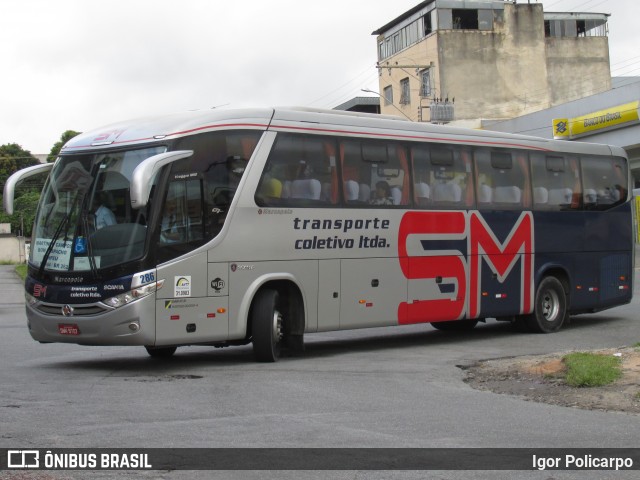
[61, 106, 626, 159]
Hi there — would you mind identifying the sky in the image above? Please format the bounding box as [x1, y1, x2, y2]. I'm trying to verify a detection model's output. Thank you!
[1, 0, 639, 154]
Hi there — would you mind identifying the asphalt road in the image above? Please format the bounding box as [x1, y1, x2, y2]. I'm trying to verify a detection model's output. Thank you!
[1, 264, 639, 480]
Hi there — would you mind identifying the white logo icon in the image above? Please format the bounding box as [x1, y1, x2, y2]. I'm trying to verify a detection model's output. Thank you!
[8, 450, 40, 468]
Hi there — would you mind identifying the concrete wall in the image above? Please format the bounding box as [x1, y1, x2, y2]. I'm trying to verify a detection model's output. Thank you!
[438, 3, 550, 121]
[545, 36, 611, 105]
[0, 237, 28, 263]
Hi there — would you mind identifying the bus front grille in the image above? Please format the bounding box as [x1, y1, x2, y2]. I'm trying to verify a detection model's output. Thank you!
[34, 303, 110, 317]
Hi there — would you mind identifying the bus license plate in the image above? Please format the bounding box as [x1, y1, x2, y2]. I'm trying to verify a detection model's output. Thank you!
[58, 324, 80, 335]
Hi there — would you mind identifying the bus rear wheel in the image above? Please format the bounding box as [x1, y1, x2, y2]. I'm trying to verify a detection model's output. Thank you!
[251, 289, 283, 362]
[525, 276, 567, 333]
[145, 346, 177, 358]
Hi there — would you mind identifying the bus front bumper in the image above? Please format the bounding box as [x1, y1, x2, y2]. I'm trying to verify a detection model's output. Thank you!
[26, 294, 156, 346]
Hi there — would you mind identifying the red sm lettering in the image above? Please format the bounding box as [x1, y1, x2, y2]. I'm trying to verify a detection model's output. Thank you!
[397, 211, 534, 324]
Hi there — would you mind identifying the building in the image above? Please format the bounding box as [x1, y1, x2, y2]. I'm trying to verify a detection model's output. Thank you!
[372, 0, 611, 125]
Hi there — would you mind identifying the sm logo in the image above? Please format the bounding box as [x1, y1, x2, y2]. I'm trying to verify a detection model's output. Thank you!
[397, 211, 534, 324]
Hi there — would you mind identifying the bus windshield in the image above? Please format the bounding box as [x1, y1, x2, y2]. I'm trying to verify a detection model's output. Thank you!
[31, 146, 166, 272]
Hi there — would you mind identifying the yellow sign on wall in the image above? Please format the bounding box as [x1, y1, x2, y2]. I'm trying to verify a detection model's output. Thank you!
[553, 101, 640, 140]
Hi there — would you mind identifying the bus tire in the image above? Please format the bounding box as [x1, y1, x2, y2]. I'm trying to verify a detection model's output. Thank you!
[525, 276, 567, 333]
[251, 289, 283, 362]
[145, 346, 177, 358]
[431, 319, 478, 331]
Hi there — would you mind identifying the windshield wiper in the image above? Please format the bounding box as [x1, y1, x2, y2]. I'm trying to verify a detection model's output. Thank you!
[37, 195, 82, 278]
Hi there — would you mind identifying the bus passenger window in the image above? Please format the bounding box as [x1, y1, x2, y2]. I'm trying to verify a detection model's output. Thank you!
[414, 145, 471, 209]
[531, 154, 581, 210]
[256, 133, 337, 207]
[474, 149, 529, 209]
[341, 139, 409, 207]
[581, 156, 628, 210]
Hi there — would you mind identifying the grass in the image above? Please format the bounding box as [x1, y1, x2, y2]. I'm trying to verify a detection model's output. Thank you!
[15, 264, 27, 281]
[563, 352, 622, 387]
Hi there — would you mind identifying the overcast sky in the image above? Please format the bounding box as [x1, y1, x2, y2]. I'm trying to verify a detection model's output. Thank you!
[1, 0, 638, 154]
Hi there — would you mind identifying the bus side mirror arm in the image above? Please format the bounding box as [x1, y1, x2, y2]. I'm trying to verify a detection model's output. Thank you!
[130, 150, 194, 209]
[3, 163, 54, 215]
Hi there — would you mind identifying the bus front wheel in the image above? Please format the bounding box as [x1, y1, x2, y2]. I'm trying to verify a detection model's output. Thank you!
[526, 276, 567, 333]
[251, 289, 283, 362]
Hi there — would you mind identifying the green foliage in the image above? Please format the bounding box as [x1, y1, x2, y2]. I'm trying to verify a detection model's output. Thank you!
[47, 130, 81, 163]
[0, 143, 40, 189]
[563, 352, 622, 387]
[0, 143, 44, 237]
[15, 264, 27, 280]
[0, 191, 40, 237]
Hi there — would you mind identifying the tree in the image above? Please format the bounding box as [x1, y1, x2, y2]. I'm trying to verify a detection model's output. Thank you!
[0, 191, 40, 237]
[0, 143, 43, 198]
[47, 130, 81, 163]
[0, 143, 40, 190]
[0, 143, 43, 237]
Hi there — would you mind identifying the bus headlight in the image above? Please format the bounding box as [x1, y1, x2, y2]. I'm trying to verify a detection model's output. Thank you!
[25, 292, 37, 306]
[103, 280, 164, 308]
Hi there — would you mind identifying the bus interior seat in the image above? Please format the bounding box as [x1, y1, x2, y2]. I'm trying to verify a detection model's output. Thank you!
[281, 180, 292, 199]
[477, 184, 492, 204]
[291, 179, 321, 200]
[415, 182, 430, 205]
[390, 186, 402, 205]
[548, 187, 572, 205]
[321, 182, 333, 202]
[533, 187, 548, 204]
[358, 183, 371, 203]
[260, 178, 283, 199]
[344, 180, 360, 202]
[584, 188, 598, 204]
[494, 186, 521, 204]
[433, 182, 461, 203]
[611, 188, 621, 202]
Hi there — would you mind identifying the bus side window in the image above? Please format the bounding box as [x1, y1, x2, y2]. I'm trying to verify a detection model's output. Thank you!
[531, 154, 581, 211]
[581, 156, 628, 210]
[340, 139, 409, 207]
[256, 133, 337, 207]
[426, 145, 472, 209]
[474, 149, 529, 210]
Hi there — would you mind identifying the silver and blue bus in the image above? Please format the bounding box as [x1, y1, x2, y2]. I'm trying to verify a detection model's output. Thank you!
[4, 107, 633, 361]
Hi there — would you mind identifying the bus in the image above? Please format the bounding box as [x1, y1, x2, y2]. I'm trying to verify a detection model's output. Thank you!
[3, 107, 633, 361]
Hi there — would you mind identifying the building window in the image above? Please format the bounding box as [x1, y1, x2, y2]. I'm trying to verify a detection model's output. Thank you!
[383, 86, 393, 105]
[420, 69, 431, 97]
[424, 12, 433, 35]
[452, 9, 479, 29]
[399, 78, 410, 105]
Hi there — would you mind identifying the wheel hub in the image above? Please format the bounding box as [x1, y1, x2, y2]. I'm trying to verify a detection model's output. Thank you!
[541, 290, 560, 322]
[272, 310, 283, 342]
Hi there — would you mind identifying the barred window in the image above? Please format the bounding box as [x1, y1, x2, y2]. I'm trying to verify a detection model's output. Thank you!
[400, 78, 410, 105]
[420, 69, 431, 97]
